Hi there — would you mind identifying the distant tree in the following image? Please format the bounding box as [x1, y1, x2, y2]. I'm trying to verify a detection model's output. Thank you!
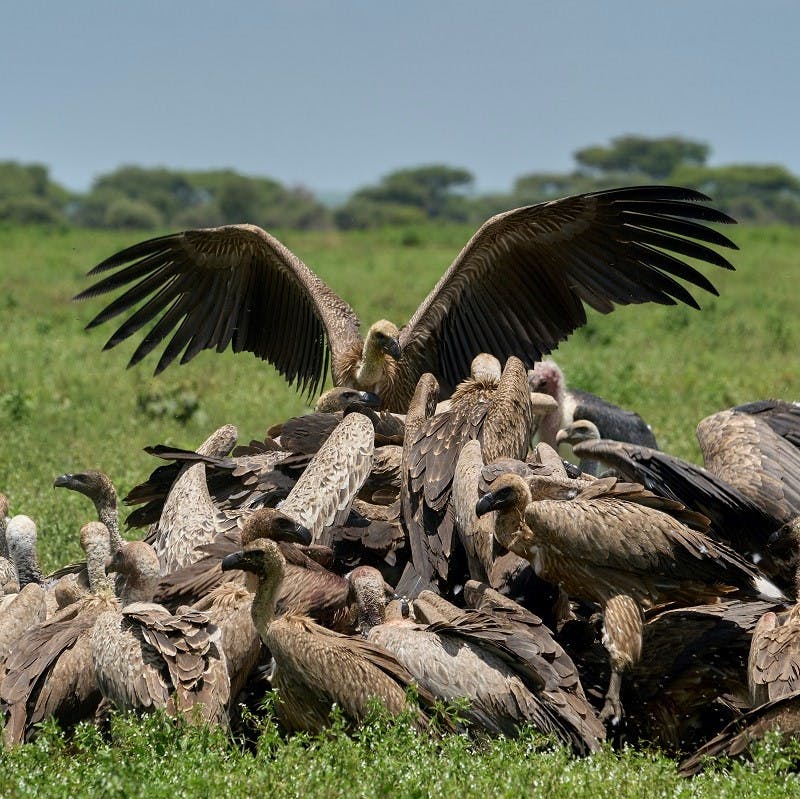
[338, 164, 475, 227]
[0, 161, 71, 223]
[334, 197, 427, 230]
[574, 135, 710, 180]
[91, 166, 199, 221]
[103, 197, 164, 230]
[672, 163, 800, 223]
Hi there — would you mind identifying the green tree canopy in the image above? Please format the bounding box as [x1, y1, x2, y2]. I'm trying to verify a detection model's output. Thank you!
[574, 135, 710, 180]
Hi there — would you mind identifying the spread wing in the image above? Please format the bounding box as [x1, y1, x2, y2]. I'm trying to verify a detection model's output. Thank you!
[76, 224, 363, 397]
[398, 186, 736, 391]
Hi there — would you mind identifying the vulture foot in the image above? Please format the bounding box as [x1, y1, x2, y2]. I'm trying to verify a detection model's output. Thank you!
[599, 671, 624, 726]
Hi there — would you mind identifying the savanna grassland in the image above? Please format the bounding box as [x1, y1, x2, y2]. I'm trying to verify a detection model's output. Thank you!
[0, 222, 799, 796]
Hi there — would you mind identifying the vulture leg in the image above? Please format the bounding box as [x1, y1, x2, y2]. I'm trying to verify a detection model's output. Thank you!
[599, 593, 643, 724]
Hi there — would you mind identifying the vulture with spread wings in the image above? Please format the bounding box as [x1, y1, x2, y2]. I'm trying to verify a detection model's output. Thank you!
[76, 186, 736, 412]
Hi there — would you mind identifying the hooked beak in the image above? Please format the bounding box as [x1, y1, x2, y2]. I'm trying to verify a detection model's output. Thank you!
[221, 552, 245, 572]
[555, 428, 569, 445]
[475, 493, 497, 518]
[384, 337, 402, 361]
[54, 473, 79, 489]
[355, 390, 382, 409]
[272, 519, 313, 546]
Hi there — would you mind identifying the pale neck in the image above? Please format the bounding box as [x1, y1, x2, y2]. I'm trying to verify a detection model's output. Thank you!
[84, 538, 114, 594]
[250, 569, 282, 642]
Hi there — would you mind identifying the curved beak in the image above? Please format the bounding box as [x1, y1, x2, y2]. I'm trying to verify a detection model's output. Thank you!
[475, 493, 497, 518]
[355, 390, 382, 409]
[54, 473, 77, 489]
[221, 551, 244, 572]
[385, 337, 402, 361]
[273, 519, 313, 546]
[555, 428, 569, 446]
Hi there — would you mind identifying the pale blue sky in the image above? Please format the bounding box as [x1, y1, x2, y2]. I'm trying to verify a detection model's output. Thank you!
[3, 0, 798, 195]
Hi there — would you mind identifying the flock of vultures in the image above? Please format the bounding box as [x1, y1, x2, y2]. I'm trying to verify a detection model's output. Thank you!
[1, 186, 799, 776]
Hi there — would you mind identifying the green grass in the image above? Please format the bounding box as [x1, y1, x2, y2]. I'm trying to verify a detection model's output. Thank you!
[0, 222, 799, 794]
[1, 709, 800, 798]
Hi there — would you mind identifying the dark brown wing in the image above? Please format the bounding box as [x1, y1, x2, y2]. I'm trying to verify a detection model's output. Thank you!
[398, 186, 736, 391]
[76, 225, 362, 397]
[698, 409, 800, 524]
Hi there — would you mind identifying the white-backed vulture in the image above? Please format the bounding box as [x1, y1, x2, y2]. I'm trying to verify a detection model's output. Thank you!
[221, 538, 431, 734]
[76, 186, 736, 412]
[53, 470, 124, 553]
[350, 567, 603, 752]
[560, 419, 792, 585]
[697, 404, 800, 527]
[628, 598, 784, 753]
[678, 692, 800, 777]
[1, 522, 116, 744]
[529, 359, 658, 464]
[475, 468, 779, 724]
[748, 520, 800, 707]
[152, 424, 239, 573]
[92, 541, 230, 725]
[403, 356, 538, 594]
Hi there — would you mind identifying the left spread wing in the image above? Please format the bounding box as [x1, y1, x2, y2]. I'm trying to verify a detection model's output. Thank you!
[76, 224, 362, 397]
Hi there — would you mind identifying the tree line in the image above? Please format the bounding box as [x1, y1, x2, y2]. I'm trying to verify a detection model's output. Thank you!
[2, 135, 799, 230]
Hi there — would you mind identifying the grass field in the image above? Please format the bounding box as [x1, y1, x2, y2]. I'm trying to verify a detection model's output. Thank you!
[0, 221, 799, 794]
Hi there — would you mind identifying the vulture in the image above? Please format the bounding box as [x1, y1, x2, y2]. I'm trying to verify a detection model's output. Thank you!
[92, 540, 230, 725]
[402, 355, 545, 595]
[351, 567, 604, 752]
[1, 522, 117, 744]
[679, 692, 800, 777]
[697, 403, 800, 528]
[557, 419, 787, 579]
[75, 186, 736, 412]
[53, 470, 124, 553]
[221, 537, 432, 734]
[529, 359, 658, 464]
[475, 465, 780, 724]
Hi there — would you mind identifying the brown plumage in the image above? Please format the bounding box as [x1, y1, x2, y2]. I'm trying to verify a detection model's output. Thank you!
[628, 599, 784, 753]
[475, 468, 773, 724]
[1, 522, 116, 744]
[92, 541, 230, 725]
[350, 567, 603, 752]
[221, 539, 431, 734]
[403, 356, 535, 594]
[679, 692, 800, 777]
[152, 424, 239, 573]
[561, 420, 788, 580]
[748, 529, 800, 707]
[697, 405, 800, 527]
[76, 186, 736, 411]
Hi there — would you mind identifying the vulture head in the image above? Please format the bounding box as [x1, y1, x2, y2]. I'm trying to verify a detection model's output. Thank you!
[105, 540, 161, 604]
[556, 419, 601, 447]
[527, 360, 565, 398]
[221, 537, 285, 581]
[239, 507, 313, 547]
[365, 320, 402, 361]
[475, 473, 532, 517]
[314, 387, 382, 413]
[348, 565, 393, 636]
[54, 470, 117, 507]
